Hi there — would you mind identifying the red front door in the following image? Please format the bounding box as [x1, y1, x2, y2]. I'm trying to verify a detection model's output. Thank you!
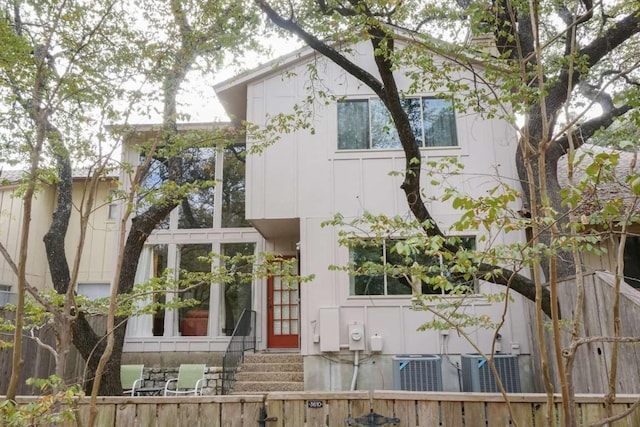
[267, 267, 299, 348]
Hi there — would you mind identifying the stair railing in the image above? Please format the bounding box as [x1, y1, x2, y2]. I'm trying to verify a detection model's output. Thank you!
[221, 309, 256, 395]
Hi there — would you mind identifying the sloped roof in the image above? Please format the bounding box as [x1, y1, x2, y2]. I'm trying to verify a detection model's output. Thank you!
[557, 144, 640, 217]
[213, 45, 321, 124]
[213, 30, 495, 124]
[0, 168, 119, 185]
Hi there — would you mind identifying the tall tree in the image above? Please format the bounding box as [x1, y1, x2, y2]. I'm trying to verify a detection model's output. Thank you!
[252, 1, 640, 424]
[0, 0, 257, 397]
[252, 0, 640, 310]
[0, 0, 135, 399]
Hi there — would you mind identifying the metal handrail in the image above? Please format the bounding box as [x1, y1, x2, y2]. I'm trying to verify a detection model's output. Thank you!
[221, 309, 256, 395]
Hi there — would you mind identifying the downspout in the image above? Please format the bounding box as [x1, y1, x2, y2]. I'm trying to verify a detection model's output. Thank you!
[350, 350, 359, 391]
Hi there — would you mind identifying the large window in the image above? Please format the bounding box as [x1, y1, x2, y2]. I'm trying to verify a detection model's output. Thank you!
[138, 144, 248, 229]
[222, 242, 255, 335]
[623, 236, 640, 289]
[337, 98, 458, 150]
[221, 146, 250, 228]
[178, 244, 212, 336]
[128, 241, 257, 338]
[0, 284, 14, 306]
[178, 148, 216, 229]
[128, 135, 256, 341]
[152, 244, 168, 336]
[350, 238, 475, 296]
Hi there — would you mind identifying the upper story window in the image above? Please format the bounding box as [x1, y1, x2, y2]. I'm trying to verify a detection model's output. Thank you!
[138, 144, 248, 230]
[178, 148, 216, 229]
[77, 282, 111, 300]
[221, 145, 250, 228]
[350, 237, 475, 296]
[0, 284, 13, 307]
[337, 97, 458, 150]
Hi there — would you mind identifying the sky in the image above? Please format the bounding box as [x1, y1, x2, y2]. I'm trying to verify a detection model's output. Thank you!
[173, 36, 302, 124]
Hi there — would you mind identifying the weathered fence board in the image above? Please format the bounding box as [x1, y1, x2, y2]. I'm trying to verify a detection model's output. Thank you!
[5, 392, 640, 426]
[114, 402, 136, 426]
[157, 403, 178, 427]
[486, 402, 510, 426]
[416, 400, 439, 425]
[349, 395, 369, 422]
[326, 398, 349, 425]
[441, 401, 464, 427]
[0, 310, 106, 395]
[137, 403, 157, 427]
[200, 401, 221, 427]
[393, 399, 415, 426]
[510, 402, 534, 426]
[220, 401, 242, 427]
[178, 402, 200, 426]
[531, 273, 640, 395]
[463, 401, 485, 427]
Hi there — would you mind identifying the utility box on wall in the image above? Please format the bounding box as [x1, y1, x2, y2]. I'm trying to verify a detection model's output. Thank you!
[318, 307, 340, 352]
[348, 322, 365, 351]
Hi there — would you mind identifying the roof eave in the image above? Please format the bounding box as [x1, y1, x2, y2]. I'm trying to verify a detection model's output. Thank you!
[214, 45, 319, 125]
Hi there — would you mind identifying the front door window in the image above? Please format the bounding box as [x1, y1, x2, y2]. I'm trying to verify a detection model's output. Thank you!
[267, 258, 299, 348]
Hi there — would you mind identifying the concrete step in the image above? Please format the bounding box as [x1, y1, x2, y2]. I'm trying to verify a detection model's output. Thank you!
[236, 371, 304, 382]
[231, 352, 304, 394]
[239, 362, 303, 372]
[243, 352, 303, 364]
[233, 381, 305, 393]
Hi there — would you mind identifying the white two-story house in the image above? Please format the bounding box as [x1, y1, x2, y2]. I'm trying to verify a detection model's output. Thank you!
[204, 39, 536, 392]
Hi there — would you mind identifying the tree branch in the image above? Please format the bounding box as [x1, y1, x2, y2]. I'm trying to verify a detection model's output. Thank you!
[554, 104, 632, 152]
[254, 0, 384, 95]
[258, 0, 552, 316]
[548, 8, 640, 115]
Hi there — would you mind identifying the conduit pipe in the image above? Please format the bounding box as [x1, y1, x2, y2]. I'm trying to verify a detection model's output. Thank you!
[350, 350, 359, 391]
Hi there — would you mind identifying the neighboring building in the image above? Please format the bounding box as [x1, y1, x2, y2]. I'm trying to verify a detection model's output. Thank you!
[0, 170, 117, 303]
[558, 144, 640, 287]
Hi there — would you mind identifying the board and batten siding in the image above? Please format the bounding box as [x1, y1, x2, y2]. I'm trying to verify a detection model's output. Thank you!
[0, 184, 54, 289]
[244, 41, 530, 385]
[0, 180, 116, 291]
[67, 181, 117, 284]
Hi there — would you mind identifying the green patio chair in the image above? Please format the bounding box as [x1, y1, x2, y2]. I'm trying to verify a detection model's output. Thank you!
[121, 364, 144, 396]
[164, 364, 206, 396]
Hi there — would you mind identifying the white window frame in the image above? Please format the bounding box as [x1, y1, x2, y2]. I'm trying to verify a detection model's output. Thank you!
[337, 96, 459, 150]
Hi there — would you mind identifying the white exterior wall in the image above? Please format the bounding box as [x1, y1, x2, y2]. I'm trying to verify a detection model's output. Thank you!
[0, 185, 53, 289]
[241, 42, 533, 390]
[0, 181, 115, 292]
[68, 182, 117, 284]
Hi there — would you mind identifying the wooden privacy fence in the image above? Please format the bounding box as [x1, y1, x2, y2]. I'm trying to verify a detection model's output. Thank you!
[0, 310, 106, 395]
[528, 272, 640, 394]
[9, 391, 640, 426]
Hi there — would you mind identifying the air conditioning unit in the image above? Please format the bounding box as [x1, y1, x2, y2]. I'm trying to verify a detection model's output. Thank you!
[393, 354, 443, 391]
[461, 353, 521, 393]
